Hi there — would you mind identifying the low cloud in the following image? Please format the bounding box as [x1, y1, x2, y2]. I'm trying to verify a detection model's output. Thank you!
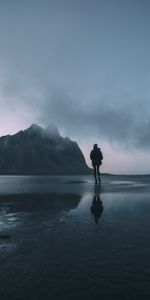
[39, 88, 150, 150]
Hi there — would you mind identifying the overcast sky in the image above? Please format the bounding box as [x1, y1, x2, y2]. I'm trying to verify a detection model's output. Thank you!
[0, 0, 150, 174]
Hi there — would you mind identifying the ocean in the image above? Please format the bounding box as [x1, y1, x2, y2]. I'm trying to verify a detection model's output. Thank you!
[0, 175, 150, 300]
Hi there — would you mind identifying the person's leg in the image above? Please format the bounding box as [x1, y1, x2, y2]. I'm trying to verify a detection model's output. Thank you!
[97, 165, 101, 182]
[93, 165, 97, 183]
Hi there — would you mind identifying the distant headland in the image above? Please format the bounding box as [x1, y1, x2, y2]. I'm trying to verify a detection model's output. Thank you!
[0, 124, 91, 175]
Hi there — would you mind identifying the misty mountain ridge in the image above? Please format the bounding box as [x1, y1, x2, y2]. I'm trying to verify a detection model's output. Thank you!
[0, 124, 90, 174]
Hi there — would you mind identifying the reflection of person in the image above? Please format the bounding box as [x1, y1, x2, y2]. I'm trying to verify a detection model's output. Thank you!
[90, 144, 103, 184]
[91, 195, 103, 224]
[91, 185, 103, 224]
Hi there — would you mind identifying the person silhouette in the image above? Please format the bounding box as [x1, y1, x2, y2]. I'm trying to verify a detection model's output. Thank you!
[90, 184, 103, 224]
[90, 144, 103, 183]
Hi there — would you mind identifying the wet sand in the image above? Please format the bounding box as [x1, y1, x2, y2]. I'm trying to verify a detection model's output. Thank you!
[0, 175, 150, 300]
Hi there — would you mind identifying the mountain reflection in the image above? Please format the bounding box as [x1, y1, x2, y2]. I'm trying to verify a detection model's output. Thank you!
[0, 193, 81, 215]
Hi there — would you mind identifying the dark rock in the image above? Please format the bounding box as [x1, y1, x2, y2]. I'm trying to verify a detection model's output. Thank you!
[0, 124, 90, 174]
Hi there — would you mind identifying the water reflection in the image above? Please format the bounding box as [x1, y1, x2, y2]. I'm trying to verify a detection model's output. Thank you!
[0, 193, 81, 214]
[91, 184, 104, 224]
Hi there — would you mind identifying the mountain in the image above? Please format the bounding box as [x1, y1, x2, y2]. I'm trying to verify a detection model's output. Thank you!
[0, 124, 90, 174]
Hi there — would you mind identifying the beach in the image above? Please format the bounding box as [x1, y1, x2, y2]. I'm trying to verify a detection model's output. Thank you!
[0, 175, 150, 299]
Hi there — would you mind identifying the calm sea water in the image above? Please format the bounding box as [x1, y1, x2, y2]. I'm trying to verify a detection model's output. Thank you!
[0, 175, 150, 300]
